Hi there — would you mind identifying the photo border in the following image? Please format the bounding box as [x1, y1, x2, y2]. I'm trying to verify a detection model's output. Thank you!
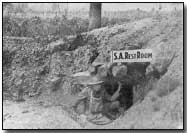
[1, 2, 185, 131]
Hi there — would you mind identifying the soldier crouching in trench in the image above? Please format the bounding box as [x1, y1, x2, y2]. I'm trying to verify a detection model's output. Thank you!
[102, 63, 134, 120]
[71, 75, 104, 121]
[71, 64, 129, 123]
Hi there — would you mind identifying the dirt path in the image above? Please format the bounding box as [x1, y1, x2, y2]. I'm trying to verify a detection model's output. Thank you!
[3, 96, 82, 129]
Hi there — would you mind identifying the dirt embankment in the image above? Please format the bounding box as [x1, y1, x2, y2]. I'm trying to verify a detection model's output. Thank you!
[85, 13, 183, 129]
[3, 12, 183, 129]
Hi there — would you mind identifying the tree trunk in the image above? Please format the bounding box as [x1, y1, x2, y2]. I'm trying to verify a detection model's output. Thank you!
[88, 3, 102, 31]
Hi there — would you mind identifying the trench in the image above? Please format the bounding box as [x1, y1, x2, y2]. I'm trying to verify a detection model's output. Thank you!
[40, 36, 161, 126]
[64, 42, 155, 122]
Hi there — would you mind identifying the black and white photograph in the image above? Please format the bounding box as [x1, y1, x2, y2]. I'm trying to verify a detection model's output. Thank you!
[2, 2, 184, 129]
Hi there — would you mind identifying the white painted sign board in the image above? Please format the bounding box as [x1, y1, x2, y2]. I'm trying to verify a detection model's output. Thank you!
[111, 49, 153, 63]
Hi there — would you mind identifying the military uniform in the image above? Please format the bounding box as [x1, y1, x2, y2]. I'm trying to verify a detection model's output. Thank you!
[72, 86, 91, 114]
[101, 77, 122, 119]
[71, 74, 104, 117]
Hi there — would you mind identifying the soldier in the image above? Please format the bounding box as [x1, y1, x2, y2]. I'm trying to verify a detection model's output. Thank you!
[102, 78, 122, 120]
[71, 73, 104, 120]
[101, 64, 130, 120]
[72, 63, 127, 121]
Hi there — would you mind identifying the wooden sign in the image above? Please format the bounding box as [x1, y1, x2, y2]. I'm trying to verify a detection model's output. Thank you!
[111, 49, 153, 63]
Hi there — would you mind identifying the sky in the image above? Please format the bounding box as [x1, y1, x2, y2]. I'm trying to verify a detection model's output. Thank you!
[28, 3, 182, 12]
